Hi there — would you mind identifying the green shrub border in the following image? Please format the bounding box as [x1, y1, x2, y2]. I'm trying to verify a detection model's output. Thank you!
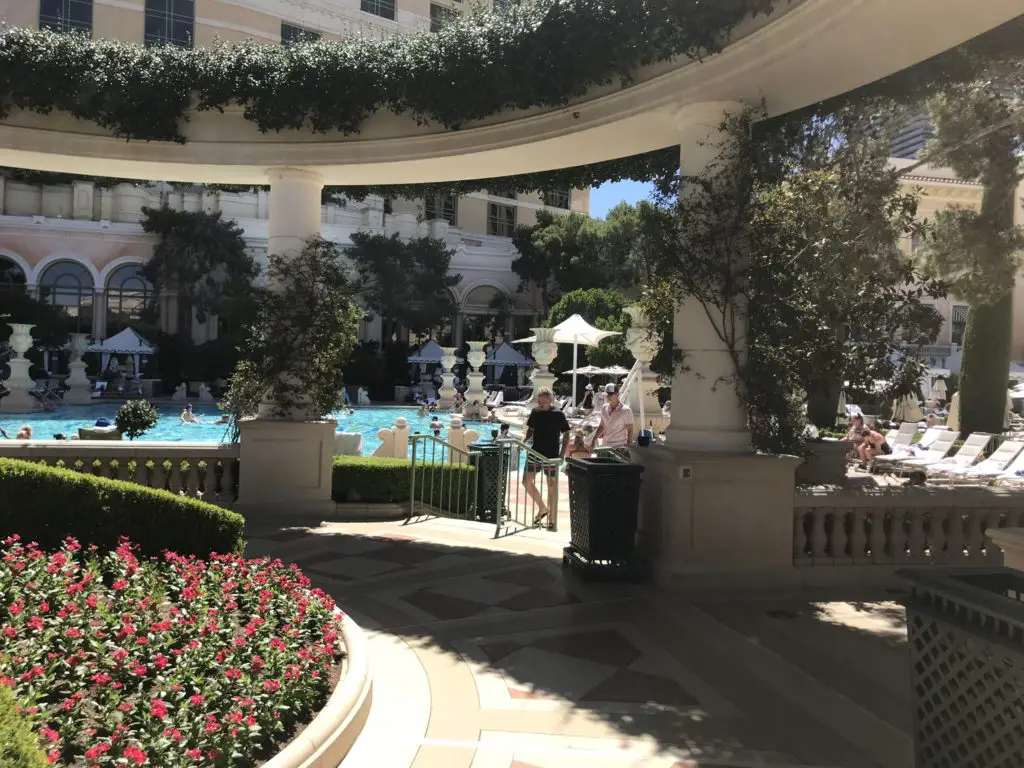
[332, 455, 476, 514]
[0, 458, 245, 558]
[0, 1, 774, 143]
[0, 684, 47, 768]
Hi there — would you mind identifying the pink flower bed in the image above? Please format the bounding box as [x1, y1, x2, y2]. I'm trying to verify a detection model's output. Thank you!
[0, 536, 345, 767]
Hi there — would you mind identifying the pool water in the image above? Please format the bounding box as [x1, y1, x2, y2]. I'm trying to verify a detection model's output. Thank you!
[0, 405, 496, 455]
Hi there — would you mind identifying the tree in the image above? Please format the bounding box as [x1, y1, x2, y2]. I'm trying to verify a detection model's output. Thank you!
[222, 238, 361, 425]
[114, 399, 159, 440]
[139, 207, 259, 333]
[918, 77, 1024, 435]
[347, 232, 461, 344]
[638, 108, 945, 452]
[0, 289, 71, 348]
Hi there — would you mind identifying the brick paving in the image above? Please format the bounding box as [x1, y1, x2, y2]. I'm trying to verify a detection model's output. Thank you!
[246, 518, 916, 768]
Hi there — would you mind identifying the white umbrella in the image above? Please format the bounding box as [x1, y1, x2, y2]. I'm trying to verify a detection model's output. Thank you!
[594, 365, 631, 377]
[836, 390, 847, 425]
[514, 314, 621, 406]
[947, 391, 960, 433]
[565, 365, 604, 376]
[892, 395, 923, 423]
[932, 378, 947, 400]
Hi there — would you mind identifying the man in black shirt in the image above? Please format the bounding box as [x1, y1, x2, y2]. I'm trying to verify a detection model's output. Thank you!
[524, 387, 570, 525]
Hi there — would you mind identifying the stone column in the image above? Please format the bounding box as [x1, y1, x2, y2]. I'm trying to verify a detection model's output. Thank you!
[64, 333, 92, 405]
[437, 346, 458, 408]
[665, 102, 750, 453]
[2, 324, 40, 412]
[237, 167, 337, 516]
[462, 341, 487, 415]
[628, 102, 801, 591]
[92, 291, 106, 340]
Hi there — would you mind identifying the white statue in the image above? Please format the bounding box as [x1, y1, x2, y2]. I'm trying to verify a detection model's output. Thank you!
[198, 383, 214, 403]
[357, 386, 371, 406]
[171, 383, 187, 403]
[446, 415, 480, 462]
[372, 417, 410, 458]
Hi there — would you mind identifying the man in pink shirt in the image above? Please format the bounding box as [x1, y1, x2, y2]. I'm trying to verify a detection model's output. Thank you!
[590, 383, 634, 449]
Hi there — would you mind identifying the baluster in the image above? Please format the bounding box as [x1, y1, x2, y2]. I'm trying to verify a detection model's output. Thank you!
[906, 508, 926, 562]
[183, 462, 200, 498]
[849, 509, 867, 562]
[982, 508, 1002, 559]
[166, 460, 183, 495]
[133, 458, 149, 487]
[869, 508, 889, 563]
[831, 509, 849, 561]
[946, 508, 966, 563]
[99, 459, 115, 480]
[793, 510, 808, 560]
[117, 460, 132, 482]
[889, 507, 907, 560]
[808, 509, 827, 560]
[149, 460, 166, 492]
[220, 460, 236, 506]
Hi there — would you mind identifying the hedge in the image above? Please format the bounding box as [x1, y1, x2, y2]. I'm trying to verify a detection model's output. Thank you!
[0, 458, 245, 558]
[332, 456, 476, 514]
[0, 685, 48, 768]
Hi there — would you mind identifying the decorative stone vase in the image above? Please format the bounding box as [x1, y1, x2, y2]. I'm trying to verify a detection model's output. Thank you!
[623, 305, 667, 433]
[64, 332, 92, 405]
[463, 341, 488, 416]
[438, 346, 459, 408]
[529, 327, 558, 402]
[2, 323, 40, 412]
[795, 438, 854, 487]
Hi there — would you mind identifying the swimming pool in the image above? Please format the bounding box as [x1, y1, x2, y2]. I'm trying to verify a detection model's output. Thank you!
[0, 404, 495, 455]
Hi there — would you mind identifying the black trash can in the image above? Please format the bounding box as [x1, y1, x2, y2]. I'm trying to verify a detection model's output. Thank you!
[563, 456, 644, 579]
[899, 567, 1024, 768]
[470, 441, 507, 524]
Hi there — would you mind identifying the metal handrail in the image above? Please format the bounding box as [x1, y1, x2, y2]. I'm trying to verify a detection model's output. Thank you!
[408, 433, 481, 523]
[494, 437, 561, 535]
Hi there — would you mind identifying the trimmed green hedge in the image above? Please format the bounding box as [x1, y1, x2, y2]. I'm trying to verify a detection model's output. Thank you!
[332, 456, 476, 510]
[0, 458, 245, 558]
[0, 684, 48, 768]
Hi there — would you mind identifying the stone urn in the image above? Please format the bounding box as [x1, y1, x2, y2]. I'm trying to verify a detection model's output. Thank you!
[623, 305, 667, 433]
[529, 327, 558, 401]
[796, 438, 855, 487]
[438, 346, 459, 408]
[2, 323, 40, 412]
[64, 332, 92, 404]
[463, 341, 488, 415]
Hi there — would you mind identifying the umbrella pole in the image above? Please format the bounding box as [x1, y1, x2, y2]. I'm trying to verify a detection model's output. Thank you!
[571, 336, 578, 408]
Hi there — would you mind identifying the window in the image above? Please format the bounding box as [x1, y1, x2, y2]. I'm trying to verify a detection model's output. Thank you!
[106, 264, 153, 337]
[542, 189, 571, 209]
[38, 261, 94, 336]
[952, 304, 969, 346]
[429, 3, 456, 32]
[424, 195, 457, 226]
[490, 187, 516, 201]
[144, 0, 194, 47]
[39, 0, 93, 34]
[360, 0, 395, 21]
[488, 202, 517, 237]
[0, 256, 27, 295]
[281, 22, 321, 45]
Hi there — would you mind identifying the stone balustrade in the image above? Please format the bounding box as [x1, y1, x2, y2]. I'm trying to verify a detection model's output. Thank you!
[0, 441, 240, 507]
[794, 487, 1024, 570]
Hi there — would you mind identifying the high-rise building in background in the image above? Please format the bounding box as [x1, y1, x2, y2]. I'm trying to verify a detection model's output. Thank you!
[890, 114, 934, 159]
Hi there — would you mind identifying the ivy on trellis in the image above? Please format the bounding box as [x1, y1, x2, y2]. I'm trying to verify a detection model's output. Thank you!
[0, 0, 776, 143]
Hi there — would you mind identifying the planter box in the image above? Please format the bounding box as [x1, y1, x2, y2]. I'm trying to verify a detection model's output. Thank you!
[796, 438, 853, 486]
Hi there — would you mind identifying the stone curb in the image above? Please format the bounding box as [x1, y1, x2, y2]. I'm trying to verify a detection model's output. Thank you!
[263, 613, 373, 768]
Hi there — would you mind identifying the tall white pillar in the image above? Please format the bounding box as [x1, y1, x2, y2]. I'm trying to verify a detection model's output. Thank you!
[238, 167, 335, 516]
[665, 101, 750, 453]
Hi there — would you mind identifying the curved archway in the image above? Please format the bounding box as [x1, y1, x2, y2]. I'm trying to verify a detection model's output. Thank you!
[0, 252, 29, 293]
[37, 259, 96, 336]
[98, 255, 147, 286]
[30, 253, 101, 286]
[105, 262, 154, 337]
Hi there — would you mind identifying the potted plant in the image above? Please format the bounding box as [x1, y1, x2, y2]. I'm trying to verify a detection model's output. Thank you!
[114, 399, 160, 440]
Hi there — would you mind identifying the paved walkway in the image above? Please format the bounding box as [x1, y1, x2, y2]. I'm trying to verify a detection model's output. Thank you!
[246, 517, 915, 768]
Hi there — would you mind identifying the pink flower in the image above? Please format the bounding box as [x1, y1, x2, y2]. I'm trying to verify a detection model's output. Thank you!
[39, 728, 60, 743]
[224, 668, 242, 681]
[46, 749, 60, 764]
[189, 694, 204, 706]
[123, 744, 148, 765]
[85, 743, 110, 761]
[90, 672, 112, 686]
[3, 626, 16, 638]
[149, 699, 168, 718]
[186, 748, 202, 760]
[112, 579, 128, 591]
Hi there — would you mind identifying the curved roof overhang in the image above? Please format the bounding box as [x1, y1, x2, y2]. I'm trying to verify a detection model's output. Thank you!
[0, 0, 1020, 185]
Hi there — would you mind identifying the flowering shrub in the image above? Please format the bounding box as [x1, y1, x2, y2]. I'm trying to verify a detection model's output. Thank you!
[0, 536, 344, 767]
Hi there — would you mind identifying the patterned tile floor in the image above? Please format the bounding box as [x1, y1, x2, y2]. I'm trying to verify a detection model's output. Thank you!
[246, 518, 915, 768]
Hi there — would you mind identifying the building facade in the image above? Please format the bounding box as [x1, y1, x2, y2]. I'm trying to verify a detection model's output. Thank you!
[0, 0, 590, 350]
[893, 157, 1024, 369]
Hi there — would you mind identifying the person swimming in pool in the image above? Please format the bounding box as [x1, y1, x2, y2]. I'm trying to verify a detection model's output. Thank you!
[180, 404, 205, 425]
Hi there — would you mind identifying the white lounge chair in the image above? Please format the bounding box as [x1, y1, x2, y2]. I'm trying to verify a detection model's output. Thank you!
[932, 438, 1024, 483]
[990, 448, 1024, 487]
[873, 426, 948, 468]
[886, 430, 959, 473]
[903, 432, 990, 475]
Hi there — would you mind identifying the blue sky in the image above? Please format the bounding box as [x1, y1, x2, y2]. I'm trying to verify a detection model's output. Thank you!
[588, 180, 655, 219]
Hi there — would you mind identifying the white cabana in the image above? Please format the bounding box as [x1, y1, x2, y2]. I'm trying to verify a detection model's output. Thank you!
[482, 342, 532, 382]
[88, 327, 156, 374]
[407, 339, 446, 365]
[514, 314, 621, 406]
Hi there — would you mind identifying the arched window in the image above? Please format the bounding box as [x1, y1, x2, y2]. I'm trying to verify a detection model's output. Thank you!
[0, 255, 27, 295]
[38, 260, 94, 335]
[106, 264, 152, 336]
[461, 285, 509, 345]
